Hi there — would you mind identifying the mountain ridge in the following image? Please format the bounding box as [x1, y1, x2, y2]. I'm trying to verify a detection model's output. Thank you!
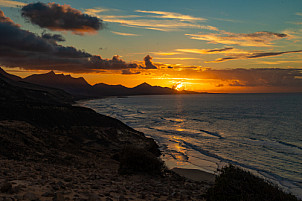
[1, 67, 203, 98]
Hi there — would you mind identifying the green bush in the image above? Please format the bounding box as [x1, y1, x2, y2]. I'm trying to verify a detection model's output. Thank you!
[205, 164, 299, 201]
[118, 146, 165, 175]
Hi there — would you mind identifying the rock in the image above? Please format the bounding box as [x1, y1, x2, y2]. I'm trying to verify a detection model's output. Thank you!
[42, 192, 54, 197]
[0, 182, 12, 193]
[23, 192, 38, 200]
[139, 193, 146, 199]
[88, 193, 100, 201]
[118, 195, 127, 201]
[64, 178, 72, 182]
[53, 192, 65, 201]
[14, 195, 24, 200]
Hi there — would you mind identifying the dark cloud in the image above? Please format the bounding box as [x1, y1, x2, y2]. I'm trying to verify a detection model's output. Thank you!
[248, 50, 302, 59]
[229, 80, 245, 86]
[208, 50, 302, 63]
[244, 31, 287, 38]
[207, 47, 233, 53]
[21, 2, 103, 35]
[201, 68, 302, 88]
[41, 32, 65, 42]
[121, 69, 141, 75]
[0, 9, 137, 73]
[143, 55, 157, 69]
[216, 84, 224, 87]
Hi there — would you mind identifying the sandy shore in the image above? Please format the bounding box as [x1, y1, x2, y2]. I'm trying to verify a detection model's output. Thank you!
[171, 168, 215, 184]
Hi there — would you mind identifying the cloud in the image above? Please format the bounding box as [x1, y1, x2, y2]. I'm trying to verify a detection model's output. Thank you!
[152, 51, 181, 56]
[296, 12, 302, 16]
[111, 31, 140, 36]
[0, 9, 139, 73]
[87, 8, 217, 32]
[135, 10, 206, 22]
[21, 2, 103, 35]
[200, 68, 302, 88]
[41, 32, 65, 42]
[121, 69, 141, 75]
[98, 18, 206, 31]
[0, 0, 25, 8]
[207, 50, 302, 63]
[153, 57, 199, 60]
[186, 31, 288, 47]
[143, 55, 157, 69]
[0, 9, 18, 26]
[84, 7, 113, 16]
[207, 47, 233, 53]
[176, 47, 236, 54]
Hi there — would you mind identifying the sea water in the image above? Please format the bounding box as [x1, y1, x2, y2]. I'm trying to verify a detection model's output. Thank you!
[79, 93, 302, 198]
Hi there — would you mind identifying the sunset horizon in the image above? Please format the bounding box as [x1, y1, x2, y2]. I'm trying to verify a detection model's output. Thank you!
[1, 0, 302, 93]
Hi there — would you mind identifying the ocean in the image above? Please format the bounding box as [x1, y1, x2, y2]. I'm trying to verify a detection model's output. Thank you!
[78, 93, 302, 198]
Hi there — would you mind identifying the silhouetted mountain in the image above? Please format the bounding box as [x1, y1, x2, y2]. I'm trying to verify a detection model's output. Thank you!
[0, 67, 22, 81]
[93, 83, 130, 96]
[131, 82, 175, 95]
[24, 71, 93, 97]
[0, 68, 73, 104]
[22, 70, 201, 97]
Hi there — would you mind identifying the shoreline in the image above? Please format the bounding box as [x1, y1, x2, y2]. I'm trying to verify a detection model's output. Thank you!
[78, 96, 302, 200]
[171, 168, 215, 184]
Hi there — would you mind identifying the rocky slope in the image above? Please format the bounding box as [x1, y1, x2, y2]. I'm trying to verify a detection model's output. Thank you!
[0, 68, 211, 200]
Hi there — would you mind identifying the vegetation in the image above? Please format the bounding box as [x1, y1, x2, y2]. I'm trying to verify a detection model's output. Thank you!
[205, 164, 299, 201]
[118, 146, 165, 175]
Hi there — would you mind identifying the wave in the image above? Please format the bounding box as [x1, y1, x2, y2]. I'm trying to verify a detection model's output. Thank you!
[277, 140, 302, 151]
[200, 129, 224, 139]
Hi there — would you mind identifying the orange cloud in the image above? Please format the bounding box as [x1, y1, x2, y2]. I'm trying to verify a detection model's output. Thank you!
[111, 31, 140, 36]
[87, 8, 218, 32]
[135, 10, 207, 21]
[186, 31, 288, 47]
[0, 0, 25, 7]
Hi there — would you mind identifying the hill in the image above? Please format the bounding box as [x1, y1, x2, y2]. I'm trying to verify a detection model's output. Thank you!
[22, 70, 200, 97]
[0, 69, 73, 104]
[24, 71, 93, 97]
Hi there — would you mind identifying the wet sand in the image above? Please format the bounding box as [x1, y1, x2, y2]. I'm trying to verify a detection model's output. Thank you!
[172, 168, 215, 184]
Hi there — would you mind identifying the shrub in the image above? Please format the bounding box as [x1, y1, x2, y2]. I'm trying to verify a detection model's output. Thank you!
[118, 146, 165, 175]
[205, 164, 299, 201]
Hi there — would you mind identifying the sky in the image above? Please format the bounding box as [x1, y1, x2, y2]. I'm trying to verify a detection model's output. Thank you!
[1, 0, 302, 93]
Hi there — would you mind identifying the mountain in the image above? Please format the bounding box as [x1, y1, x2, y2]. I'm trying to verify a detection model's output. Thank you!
[24, 71, 93, 97]
[130, 82, 175, 95]
[93, 83, 130, 96]
[0, 67, 73, 104]
[22, 70, 202, 97]
[0, 67, 22, 81]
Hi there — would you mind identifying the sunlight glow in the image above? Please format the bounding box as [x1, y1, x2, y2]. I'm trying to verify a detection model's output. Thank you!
[173, 82, 185, 91]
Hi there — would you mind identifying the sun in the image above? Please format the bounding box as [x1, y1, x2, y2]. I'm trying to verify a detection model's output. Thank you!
[173, 82, 185, 91]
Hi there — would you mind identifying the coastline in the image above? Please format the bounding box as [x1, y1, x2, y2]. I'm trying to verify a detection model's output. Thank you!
[78, 95, 302, 200]
[171, 168, 215, 184]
